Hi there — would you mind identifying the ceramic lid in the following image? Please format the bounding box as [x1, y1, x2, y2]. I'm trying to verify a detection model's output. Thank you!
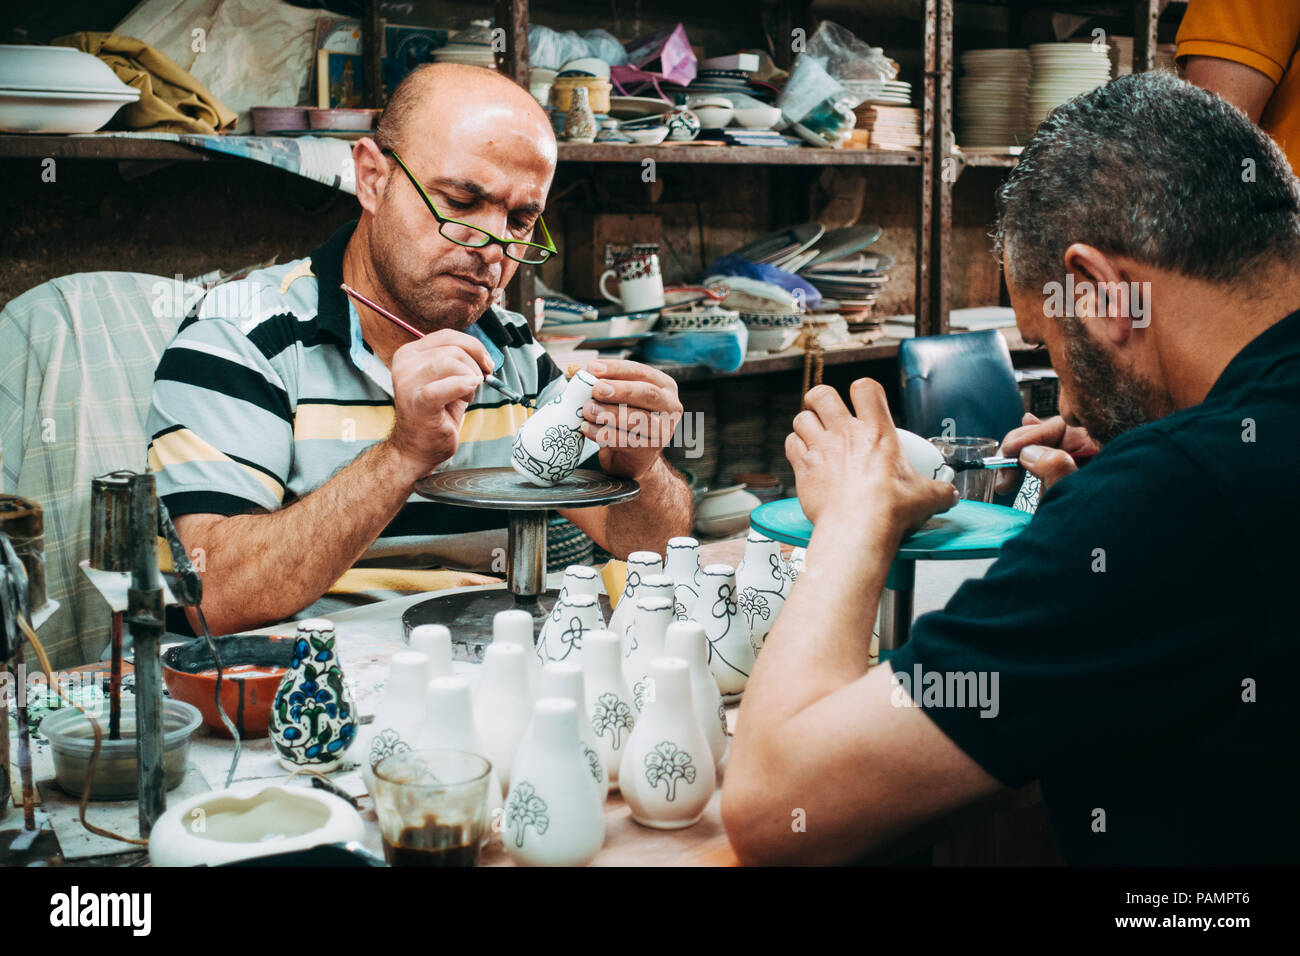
[0, 45, 141, 97]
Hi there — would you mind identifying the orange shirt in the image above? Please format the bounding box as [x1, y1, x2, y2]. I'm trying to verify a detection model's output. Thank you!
[1176, 0, 1300, 172]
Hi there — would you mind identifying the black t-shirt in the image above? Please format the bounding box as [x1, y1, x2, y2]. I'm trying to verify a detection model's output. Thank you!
[890, 307, 1300, 865]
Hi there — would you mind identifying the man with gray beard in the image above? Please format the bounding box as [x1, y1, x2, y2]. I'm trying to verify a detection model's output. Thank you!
[724, 71, 1300, 865]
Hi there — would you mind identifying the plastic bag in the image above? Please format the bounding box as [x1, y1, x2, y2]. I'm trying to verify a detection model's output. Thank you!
[777, 19, 895, 128]
[643, 325, 748, 373]
[579, 29, 628, 66]
[611, 23, 696, 94]
[529, 24, 591, 71]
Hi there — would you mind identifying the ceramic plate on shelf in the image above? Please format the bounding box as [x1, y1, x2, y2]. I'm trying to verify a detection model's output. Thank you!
[727, 222, 825, 265]
[796, 224, 883, 271]
[609, 95, 672, 119]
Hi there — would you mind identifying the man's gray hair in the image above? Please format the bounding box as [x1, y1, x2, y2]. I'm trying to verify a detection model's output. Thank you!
[994, 71, 1300, 291]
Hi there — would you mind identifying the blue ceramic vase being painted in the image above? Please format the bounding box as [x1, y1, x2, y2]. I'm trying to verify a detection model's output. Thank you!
[269, 618, 357, 771]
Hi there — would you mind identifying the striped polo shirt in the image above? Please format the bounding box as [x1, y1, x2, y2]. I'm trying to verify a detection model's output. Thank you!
[146, 221, 589, 572]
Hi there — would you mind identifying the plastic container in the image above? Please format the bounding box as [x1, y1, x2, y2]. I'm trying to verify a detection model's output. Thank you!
[40, 697, 201, 800]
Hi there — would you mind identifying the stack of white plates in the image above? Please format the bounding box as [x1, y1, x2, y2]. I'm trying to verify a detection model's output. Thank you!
[433, 40, 495, 67]
[864, 79, 912, 106]
[1028, 43, 1112, 127]
[958, 48, 1030, 147]
[0, 44, 141, 133]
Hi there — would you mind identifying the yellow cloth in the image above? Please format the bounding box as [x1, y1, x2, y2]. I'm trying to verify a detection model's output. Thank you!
[1176, 0, 1300, 172]
[52, 32, 237, 134]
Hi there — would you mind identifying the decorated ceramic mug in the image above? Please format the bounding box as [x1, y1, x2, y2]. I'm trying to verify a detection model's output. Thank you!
[600, 253, 664, 312]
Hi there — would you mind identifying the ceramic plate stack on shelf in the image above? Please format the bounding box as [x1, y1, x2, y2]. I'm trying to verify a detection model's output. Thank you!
[797, 226, 892, 330]
[852, 104, 922, 150]
[863, 79, 912, 106]
[1028, 42, 1112, 128]
[957, 48, 1030, 147]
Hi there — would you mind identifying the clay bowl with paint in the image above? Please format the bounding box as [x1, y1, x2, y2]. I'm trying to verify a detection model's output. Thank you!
[162, 635, 294, 739]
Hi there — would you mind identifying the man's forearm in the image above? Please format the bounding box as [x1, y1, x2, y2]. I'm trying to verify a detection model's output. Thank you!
[566, 457, 692, 559]
[739, 511, 900, 728]
[178, 441, 418, 634]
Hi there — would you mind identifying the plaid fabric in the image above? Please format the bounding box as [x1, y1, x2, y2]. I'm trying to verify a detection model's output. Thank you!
[1, 272, 195, 668]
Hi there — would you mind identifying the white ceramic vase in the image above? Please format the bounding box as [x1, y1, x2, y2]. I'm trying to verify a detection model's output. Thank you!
[494, 608, 542, 691]
[619, 657, 716, 829]
[504, 698, 606, 865]
[538, 564, 602, 663]
[664, 536, 702, 621]
[408, 624, 454, 679]
[735, 530, 792, 653]
[472, 642, 534, 789]
[538, 662, 608, 799]
[663, 620, 729, 771]
[360, 650, 430, 778]
[511, 370, 597, 486]
[541, 592, 603, 665]
[621, 574, 673, 660]
[694, 563, 756, 698]
[418, 675, 504, 817]
[580, 629, 637, 787]
[787, 547, 806, 581]
[897, 427, 957, 482]
[607, 550, 662, 642]
[623, 595, 674, 710]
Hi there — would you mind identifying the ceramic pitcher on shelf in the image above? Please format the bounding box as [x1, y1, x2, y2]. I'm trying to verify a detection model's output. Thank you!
[541, 592, 603, 665]
[618, 657, 716, 830]
[664, 620, 729, 771]
[505, 698, 606, 866]
[493, 608, 542, 691]
[664, 536, 702, 621]
[472, 642, 533, 788]
[623, 595, 674, 711]
[607, 550, 662, 643]
[580, 629, 636, 787]
[694, 563, 756, 698]
[418, 675, 504, 819]
[538, 564, 602, 663]
[735, 529, 793, 654]
[269, 619, 358, 772]
[511, 370, 597, 486]
[408, 624, 454, 679]
[358, 650, 430, 782]
[537, 662, 608, 800]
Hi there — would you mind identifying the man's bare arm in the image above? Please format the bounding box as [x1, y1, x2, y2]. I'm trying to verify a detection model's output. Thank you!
[559, 457, 692, 559]
[174, 441, 420, 635]
[1182, 54, 1276, 122]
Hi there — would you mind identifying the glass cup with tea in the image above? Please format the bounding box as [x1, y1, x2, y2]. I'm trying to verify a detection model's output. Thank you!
[371, 749, 492, 867]
[928, 436, 1000, 503]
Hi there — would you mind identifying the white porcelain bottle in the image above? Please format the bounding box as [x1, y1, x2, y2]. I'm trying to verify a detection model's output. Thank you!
[607, 550, 662, 642]
[664, 536, 702, 621]
[623, 595, 674, 710]
[664, 620, 729, 771]
[538, 564, 602, 663]
[511, 370, 598, 486]
[504, 698, 606, 866]
[695, 563, 756, 698]
[622, 573, 673, 657]
[735, 530, 792, 653]
[537, 662, 608, 799]
[361, 650, 430, 775]
[493, 608, 541, 692]
[472, 642, 533, 789]
[418, 675, 504, 818]
[408, 624, 454, 679]
[580, 629, 637, 787]
[619, 657, 716, 829]
[541, 592, 603, 665]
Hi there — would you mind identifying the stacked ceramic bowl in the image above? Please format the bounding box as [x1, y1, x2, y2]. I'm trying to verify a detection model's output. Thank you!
[864, 79, 913, 107]
[740, 311, 803, 353]
[957, 48, 1030, 147]
[1028, 42, 1112, 128]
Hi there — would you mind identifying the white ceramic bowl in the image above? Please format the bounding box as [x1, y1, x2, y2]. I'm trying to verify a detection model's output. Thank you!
[693, 102, 735, 129]
[625, 125, 669, 145]
[559, 56, 611, 79]
[148, 783, 365, 866]
[731, 105, 783, 129]
[694, 486, 761, 538]
[0, 44, 138, 93]
[745, 328, 800, 353]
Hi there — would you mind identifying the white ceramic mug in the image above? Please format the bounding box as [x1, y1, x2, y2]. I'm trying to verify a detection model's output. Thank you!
[600, 254, 664, 312]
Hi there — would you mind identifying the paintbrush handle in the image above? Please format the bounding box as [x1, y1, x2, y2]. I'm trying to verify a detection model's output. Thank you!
[946, 455, 1020, 472]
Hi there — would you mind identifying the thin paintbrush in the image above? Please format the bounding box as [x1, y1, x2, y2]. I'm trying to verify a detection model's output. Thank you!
[340, 282, 534, 407]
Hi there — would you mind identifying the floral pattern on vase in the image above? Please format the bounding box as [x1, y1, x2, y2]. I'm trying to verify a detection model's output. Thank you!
[736, 531, 792, 654]
[644, 741, 697, 802]
[695, 564, 756, 697]
[591, 691, 635, 749]
[269, 619, 357, 770]
[504, 781, 549, 848]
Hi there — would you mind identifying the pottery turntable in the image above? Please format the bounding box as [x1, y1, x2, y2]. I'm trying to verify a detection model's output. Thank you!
[402, 467, 639, 659]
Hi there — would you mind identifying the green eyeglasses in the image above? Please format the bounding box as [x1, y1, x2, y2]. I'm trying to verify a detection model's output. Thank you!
[384, 149, 558, 265]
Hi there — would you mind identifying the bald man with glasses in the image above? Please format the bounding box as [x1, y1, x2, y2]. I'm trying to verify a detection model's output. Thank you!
[147, 64, 692, 636]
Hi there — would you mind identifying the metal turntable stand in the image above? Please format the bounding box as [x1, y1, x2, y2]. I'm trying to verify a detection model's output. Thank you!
[401, 467, 639, 660]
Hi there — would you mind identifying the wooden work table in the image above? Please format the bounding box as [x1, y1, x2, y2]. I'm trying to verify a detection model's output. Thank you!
[5, 539, 1058, 867]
